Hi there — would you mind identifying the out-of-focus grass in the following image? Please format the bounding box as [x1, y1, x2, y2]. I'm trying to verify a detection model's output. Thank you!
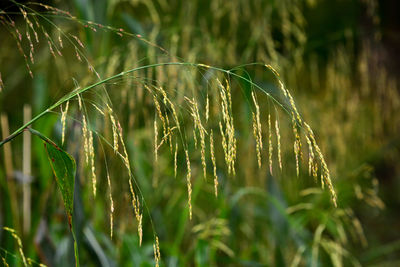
[1, 0, 399, 266]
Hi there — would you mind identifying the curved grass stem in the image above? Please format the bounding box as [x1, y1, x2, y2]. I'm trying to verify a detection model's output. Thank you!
[0, 62, 292, 148]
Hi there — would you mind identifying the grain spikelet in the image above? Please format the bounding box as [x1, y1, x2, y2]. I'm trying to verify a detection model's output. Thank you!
[88, 130, 96, 197]
[71, 34, 84, 48]
[61, 100, 69, 145]
[251, 92, 263, 149]
[106, 173, 114, 239]
[151, 89, 174, 153]
[265, 64, 303, 124]
[265, 64, 287, 97]
[1, 256, 9, 267]
[198, 63, 211, 69]
[107, 104, 119, 153]
[82, 114, 89, 164]
[128, 178, 143, 245]
[304, 122, 337, 207]
[75, 47, 81, 61]
[268, 114, 273, 175]
[174, 141, 178, 178]
[3, 227, 27, 266]
[58, 33, 63, 48]
[157, 127, 177, 152]
[0, 72, 3, 92]
[138, 214, 143, 246]
[19, 8, 38, 43]
[18, 40, 33, 77]
[251, 91, 263, 168]
[305, 135, 316, 181]
[252, 112, 262, 168]
[5, 17, 34, 78]
[42, 30, 56, 58]
[206, 92, 210, 122]
[185, 149, 193, 220]
[292, 114, 302, 177]
[193, 126, 198, 149]
[185, 96, 207, 178]
[153, 95, 167, 138]
[287, 90, 303, 125]
[219, 122, 228, 170]
[275, 118, 282, 170]
[91, 103, 105, 115]
[166, 115, 173, 152]
[116, 120, 143, 240]
[154, 120, 158, 162]
[210, 130, 218, 197]
[117, 121, 130, 173]
[217, 79, 237, 175]
[77, 93, 83, 110]
[19, 6, 39, 61]
[164, 94, 180, 131]
[153, 236, 161, 267]
[294, 142, 300, 177]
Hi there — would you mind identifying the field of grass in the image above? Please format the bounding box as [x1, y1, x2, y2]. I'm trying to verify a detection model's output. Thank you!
[1, 0, 400, 266]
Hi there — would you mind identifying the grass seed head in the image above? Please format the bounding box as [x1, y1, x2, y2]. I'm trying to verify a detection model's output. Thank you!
[153, 235, 161, 267]
[61, 101, 69, 145]
[217, 79, 237, 175]
[210, 130, 219, 197]
[82, 114, 89, 164]
[304, 122, 337, 207]
[206, 92, 210, 122]
[252, 112, 262, 168]
[2, 256, 9, 267]
[107, 104, 119, 153]
[174, 141, 178, 178]
[106, 173, 114, 239]
[185, 149, 193, 220]
[89, 130, 96, 197]
[3, 227, 28, 267]
[128, 179, 143, 245]
[0, 72, 3, 92]
[275, 118, 282, 171]
[154, 120, 158, 162]
[186, 97, 207, 178]
[268, 114, 273, 175]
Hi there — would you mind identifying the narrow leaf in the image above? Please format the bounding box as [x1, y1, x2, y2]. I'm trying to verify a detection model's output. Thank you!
[28, 128, 76, 228]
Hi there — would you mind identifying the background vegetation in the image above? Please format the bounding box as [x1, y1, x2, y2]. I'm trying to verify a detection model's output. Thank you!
[1, 0, 399, 266]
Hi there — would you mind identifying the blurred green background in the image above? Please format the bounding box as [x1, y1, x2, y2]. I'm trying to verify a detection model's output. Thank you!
[1, 0, 400, 266]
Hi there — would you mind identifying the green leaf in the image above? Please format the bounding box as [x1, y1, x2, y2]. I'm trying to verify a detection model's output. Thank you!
[28, 128, 76, 229]
[45, 140, 76, 226]
[29, 128, 80, 266]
